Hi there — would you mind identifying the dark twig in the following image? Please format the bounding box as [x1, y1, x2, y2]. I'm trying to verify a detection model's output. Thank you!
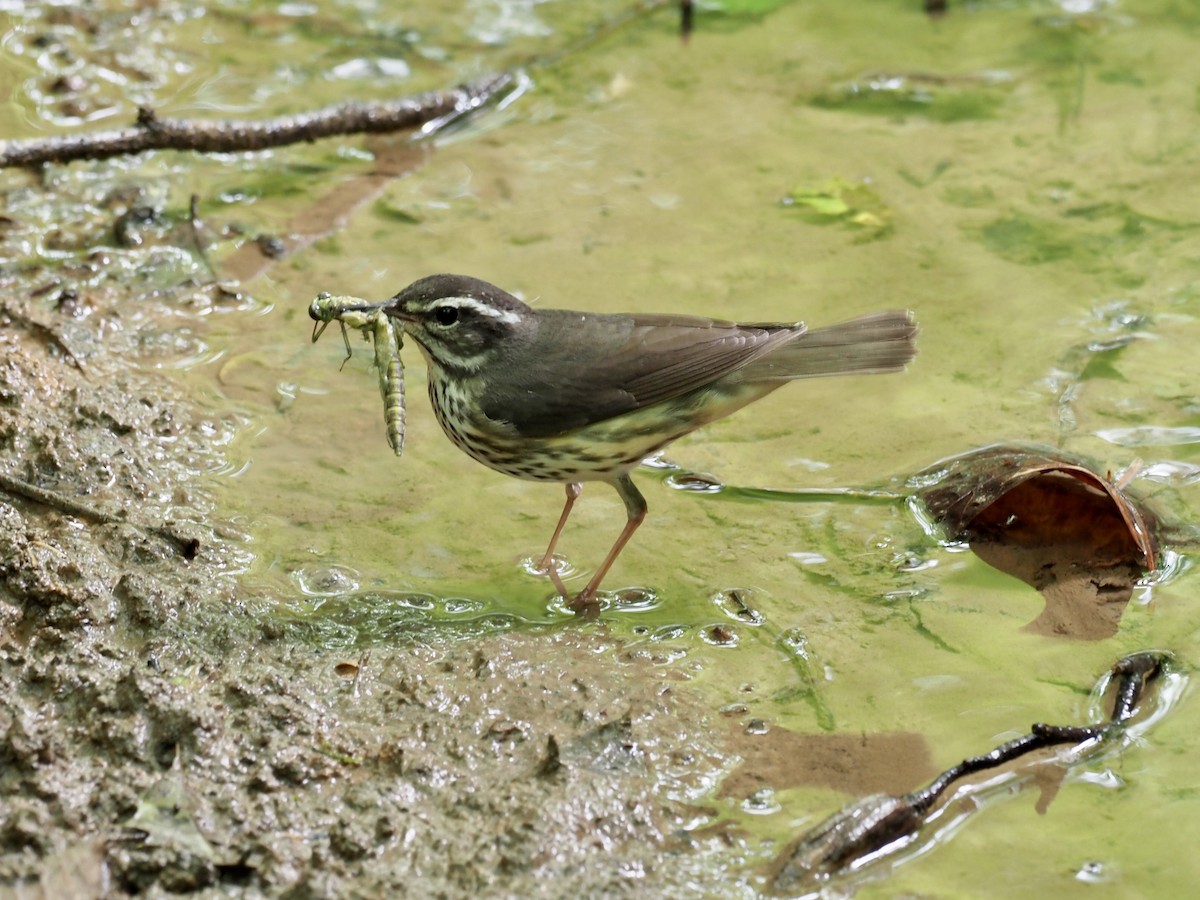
[0, 73, 514, 169]
[0, 301, 86, 371]
[1109, 650, 1163, 723]
[0, 468, 199, 559]
[186, 193, 220, 280]
[910, 723, 1099, 817]
[905, 653, 1163, 816]
[770, 651, 1171, 892]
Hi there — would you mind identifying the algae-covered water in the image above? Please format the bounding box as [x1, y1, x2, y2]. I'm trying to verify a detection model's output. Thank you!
[2, 0, 1199, 896]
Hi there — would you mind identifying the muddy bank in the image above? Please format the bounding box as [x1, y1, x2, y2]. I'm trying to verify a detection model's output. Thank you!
[0, 6, 742, 890]
[0, 271, 745, 896]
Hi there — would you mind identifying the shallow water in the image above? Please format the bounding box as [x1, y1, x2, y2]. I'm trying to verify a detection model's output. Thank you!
[6, 0, 1199, 895]
[209, 1, 1200, 894]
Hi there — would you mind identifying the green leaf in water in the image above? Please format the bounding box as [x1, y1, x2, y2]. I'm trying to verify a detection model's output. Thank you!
[1079, 350, 1128, 382]
[789, 191, 850, 218]
[979, 215, 1074, 265]
[783, 178, 892, 238]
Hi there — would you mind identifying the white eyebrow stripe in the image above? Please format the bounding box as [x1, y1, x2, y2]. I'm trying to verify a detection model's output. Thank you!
[443, 296, 522, 326]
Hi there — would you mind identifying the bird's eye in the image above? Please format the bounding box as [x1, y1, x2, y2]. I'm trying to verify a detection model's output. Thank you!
[433, 305, 460, 327]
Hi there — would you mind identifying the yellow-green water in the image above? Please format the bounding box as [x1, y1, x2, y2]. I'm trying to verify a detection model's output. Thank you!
[7, 0, 1199, 894]
[217, 2, 1199, 894]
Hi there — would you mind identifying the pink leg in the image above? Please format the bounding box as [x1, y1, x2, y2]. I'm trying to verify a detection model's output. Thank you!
[569, 475, 647, 612]
[536, 483, 581, 598]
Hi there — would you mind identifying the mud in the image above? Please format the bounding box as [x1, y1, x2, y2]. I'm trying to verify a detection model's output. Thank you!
[0, 6, 750, 892]
[0, 163, 750, 895]
[0, 300, 732, 896]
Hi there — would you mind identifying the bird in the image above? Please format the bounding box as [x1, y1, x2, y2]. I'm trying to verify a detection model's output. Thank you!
[378, 273, 917, 612]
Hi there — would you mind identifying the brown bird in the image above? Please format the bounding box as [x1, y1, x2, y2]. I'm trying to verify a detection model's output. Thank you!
[378, 274, 917, 611]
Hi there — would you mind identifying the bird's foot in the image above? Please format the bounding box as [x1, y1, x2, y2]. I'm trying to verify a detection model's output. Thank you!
[552, 574, 601, 618]
[531, 555, 600, 617]
[566, 587, 601, 617]
[549, 565, 602, 617]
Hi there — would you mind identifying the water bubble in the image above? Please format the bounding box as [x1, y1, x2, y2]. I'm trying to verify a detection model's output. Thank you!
[395, 592, 437, 611]
[441, 597, 484, 616]
[292, 565, 360, 596]
[521, 553, 576, 579]
[742, 787, 781, 815]
[650, 624, 688, 642]
[701, 623, 739, 647]
[610, 587, 661, 612]
[1075, 860, 1114, 884]
[712, 588, 764, 625]
[666, 471, 724, 493]
[639, 453, 678, 471]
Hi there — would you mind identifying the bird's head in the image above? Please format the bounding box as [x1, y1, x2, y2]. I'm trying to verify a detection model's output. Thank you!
[383, 274, 534, 374]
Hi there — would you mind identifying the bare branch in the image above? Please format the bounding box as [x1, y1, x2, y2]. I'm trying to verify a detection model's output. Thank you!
[0, 72, 515, 169]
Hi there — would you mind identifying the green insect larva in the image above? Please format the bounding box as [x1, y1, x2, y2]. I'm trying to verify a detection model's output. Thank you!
[309, 293, 405, 456]
[373, 313, 406, 456]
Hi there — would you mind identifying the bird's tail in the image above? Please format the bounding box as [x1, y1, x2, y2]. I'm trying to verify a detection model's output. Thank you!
[742, 310, 918, 381]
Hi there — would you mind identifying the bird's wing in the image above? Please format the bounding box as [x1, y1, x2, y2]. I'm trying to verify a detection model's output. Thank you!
[479, 310, 804, 438]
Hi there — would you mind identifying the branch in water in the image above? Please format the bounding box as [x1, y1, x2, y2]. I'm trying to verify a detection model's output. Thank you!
[0, 72, 515, 169]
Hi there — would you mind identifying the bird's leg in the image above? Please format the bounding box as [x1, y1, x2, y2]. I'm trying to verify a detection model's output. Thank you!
[570, 475, 647, 612]
[536, 482, 582, 592]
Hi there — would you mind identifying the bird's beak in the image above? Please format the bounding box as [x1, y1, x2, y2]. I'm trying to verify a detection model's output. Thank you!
[381, 301, 417, 326]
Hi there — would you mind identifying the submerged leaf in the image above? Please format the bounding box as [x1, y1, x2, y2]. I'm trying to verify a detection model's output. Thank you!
[786, 190, 850, 217]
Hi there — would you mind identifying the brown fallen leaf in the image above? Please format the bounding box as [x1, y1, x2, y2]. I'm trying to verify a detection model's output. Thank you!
[916, 444, 1160, 640]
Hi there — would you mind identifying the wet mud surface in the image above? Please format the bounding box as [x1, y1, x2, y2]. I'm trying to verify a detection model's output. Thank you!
[0, 196, 743, 895]
[0, 9, 750, 892]
[0, 308, 728, 895]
